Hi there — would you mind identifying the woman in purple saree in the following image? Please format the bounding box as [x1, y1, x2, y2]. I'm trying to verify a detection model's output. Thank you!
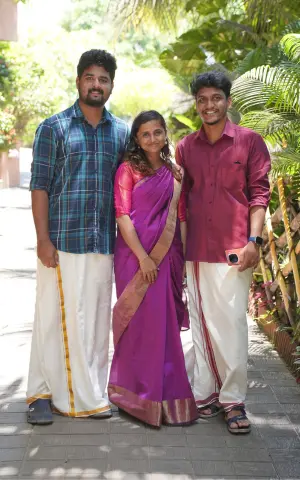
[108, 111, 198, 427]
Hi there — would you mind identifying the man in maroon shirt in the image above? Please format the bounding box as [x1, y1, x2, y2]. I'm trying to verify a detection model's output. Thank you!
[176, 71, 271, 434]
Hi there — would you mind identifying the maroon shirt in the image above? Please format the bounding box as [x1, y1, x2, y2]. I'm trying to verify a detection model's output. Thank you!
[176, 120, 271, 262]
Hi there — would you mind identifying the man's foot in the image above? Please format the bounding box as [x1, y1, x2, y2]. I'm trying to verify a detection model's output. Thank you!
[225, 406, 251, 434]
[198, 402, 223, 418]
[27, 399, 53, 425]
[89, 408, 112, 419]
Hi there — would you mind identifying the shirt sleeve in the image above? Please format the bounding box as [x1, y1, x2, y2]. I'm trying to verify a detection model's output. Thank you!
[175, 142, 193, 203]
[30, 122, 57, 193]
[117, 123, 131, 167]
[248, 134, 271, 209]
[178, 187, 187, 222]
[114, 163, 134, 218]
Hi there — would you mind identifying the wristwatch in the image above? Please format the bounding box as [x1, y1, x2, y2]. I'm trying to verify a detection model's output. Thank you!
[248, 236, 263, 246]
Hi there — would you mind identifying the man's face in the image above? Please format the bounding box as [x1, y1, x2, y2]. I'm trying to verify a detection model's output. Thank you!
[76, 65, 113, 107]
[196, 87, 231, 126]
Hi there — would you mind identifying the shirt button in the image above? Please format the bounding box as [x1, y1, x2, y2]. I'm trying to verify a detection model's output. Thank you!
[209, 201, 212, 204]
[208, 218, 212, 222]
[210, 184, 213, 187]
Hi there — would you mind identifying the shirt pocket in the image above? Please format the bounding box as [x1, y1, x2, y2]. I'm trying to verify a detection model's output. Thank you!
[220, 159, 246, 191]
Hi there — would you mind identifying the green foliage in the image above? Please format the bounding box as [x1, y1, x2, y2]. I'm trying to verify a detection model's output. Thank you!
[281, 33, 300, 63]
[0, 39, 66, 148]
[0, 108, 16, 152]
[61, 0, 111, 36]
[110, 62, 180, 120]
[231, 31, 300, 197]
[109, 0, 184, 32]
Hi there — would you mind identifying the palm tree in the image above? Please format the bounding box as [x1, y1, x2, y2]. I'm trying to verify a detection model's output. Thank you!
[109, 0, 184, 31]
[232, 33, 300, 180]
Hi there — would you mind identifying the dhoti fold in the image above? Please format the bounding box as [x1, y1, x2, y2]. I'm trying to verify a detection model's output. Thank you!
[186, 261, 252, 412]
[27, 251, 113, 417]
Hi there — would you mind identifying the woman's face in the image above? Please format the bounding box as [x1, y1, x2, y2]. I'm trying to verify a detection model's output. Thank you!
[135, 120, 166, 156]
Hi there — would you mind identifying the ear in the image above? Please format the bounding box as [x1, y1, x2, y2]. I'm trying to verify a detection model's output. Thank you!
[227, 96, 232, 109]
[111, 81, 114, 92]
[76, 76, 80, 90]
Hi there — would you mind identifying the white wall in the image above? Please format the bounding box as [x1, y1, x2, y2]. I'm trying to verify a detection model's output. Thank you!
[0, 0, 18, 41]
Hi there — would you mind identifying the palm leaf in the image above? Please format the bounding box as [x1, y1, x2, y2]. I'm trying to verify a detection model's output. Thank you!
[109, 0, 183, 31]
[232, 64, 300, 115]
[271, 149, 300, 198]
[281, 34, 300, 63]
[235, 45, 286, 75]
[282, 19, 300, 35]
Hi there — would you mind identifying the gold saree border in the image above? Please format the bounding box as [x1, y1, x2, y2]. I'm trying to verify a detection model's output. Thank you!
[26, 394, 52, 405]
[163, 397, 199, 425]
[52, 404, 111, 418]
[113, 174, 182, 347]
[56, 264, 76, 416]
[108, 384, 198, 427]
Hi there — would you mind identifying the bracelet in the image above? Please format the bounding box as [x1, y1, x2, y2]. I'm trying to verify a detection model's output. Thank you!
[139, 254, 149, 264]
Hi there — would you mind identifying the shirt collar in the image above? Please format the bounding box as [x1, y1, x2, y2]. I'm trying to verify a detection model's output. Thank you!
[196, 118, 235, 141]
[72, 99, 112, 124]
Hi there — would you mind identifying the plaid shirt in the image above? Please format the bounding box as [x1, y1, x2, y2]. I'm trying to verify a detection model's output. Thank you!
[30, 100, 130, 254]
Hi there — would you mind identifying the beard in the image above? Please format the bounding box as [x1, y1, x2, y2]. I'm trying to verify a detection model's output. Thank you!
[80, 89, 106, 107]
[202, 109, 227, 126]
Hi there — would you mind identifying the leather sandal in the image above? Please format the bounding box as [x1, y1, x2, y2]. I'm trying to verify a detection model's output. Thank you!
[225, 406, 251, 434]
[198, 402, 224, 418]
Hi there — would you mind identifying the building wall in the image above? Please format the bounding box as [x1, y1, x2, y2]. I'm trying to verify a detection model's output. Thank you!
[0, 0, 18, 41]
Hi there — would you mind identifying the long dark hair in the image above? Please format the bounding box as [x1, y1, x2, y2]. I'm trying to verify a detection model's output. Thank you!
[126, 110, 182, 182]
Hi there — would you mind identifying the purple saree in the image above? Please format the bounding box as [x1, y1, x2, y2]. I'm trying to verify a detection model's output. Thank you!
[108, 166, 198, 427]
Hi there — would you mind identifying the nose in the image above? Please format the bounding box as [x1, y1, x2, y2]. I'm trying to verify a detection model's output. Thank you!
[206, 99, 214, 109]
[93, 78, 101, 89]
[149, 134, 156, 142]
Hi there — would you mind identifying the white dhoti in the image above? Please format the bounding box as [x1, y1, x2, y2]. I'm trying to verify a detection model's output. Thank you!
[186, 261, 252, 412]
[27, 251, 113, 417]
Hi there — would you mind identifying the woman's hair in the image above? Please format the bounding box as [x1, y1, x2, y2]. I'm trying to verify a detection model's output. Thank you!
[126, 110, 181, 182]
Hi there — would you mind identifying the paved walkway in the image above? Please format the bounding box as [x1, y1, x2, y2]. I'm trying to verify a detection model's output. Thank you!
[1, 186, 300, 479]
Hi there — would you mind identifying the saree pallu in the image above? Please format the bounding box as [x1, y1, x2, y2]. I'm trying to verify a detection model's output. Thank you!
[108, 166, 198, 427]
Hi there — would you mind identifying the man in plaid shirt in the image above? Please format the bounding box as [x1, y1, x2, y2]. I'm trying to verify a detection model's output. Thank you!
[27, 50, 129, 424]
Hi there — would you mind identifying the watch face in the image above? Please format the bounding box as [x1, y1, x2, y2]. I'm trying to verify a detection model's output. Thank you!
[256, 236, 263, 245]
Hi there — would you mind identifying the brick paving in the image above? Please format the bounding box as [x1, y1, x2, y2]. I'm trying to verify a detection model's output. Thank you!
[1, 185, 300, 479]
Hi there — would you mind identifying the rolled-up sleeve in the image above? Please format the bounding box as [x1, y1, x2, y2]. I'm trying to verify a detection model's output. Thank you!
[114, 163, 133, 218]
[30, 122, 57, 192]
[248, 134, 271, 209]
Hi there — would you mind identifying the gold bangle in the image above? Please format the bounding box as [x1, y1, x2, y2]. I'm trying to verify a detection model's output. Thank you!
[139, 254, 149, 264]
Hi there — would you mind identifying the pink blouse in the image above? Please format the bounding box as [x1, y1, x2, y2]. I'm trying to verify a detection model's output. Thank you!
[114, 162, 186, 222]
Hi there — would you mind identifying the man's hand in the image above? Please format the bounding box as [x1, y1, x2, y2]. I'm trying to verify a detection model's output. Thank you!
[37, 239, 59, 268]
[238, 242, 259, 272]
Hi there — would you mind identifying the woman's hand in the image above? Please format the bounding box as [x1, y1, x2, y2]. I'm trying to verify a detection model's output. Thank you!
[139, 256, 159, 284]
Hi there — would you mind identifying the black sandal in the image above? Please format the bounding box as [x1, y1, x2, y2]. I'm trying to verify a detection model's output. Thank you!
[197, 402, 224, 418]
[225, 406, 251, 434]
[27, 399, 53, 425]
